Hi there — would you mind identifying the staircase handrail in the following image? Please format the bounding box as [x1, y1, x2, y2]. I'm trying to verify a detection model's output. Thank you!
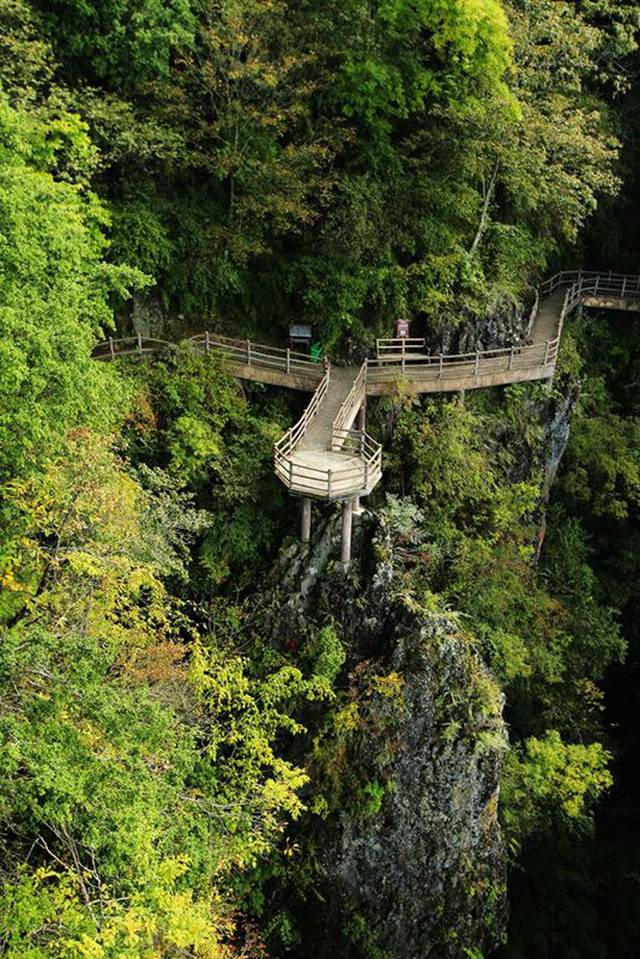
[331, 361, 367, 439]
[274, 367, 331, 460]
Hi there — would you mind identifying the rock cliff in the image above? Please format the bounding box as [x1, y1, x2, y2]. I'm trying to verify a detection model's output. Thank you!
[266, 511, 508, 959]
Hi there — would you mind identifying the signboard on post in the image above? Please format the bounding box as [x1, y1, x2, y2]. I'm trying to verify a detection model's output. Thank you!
[289, 324, 313, 352]
[395, 318, 410, 338]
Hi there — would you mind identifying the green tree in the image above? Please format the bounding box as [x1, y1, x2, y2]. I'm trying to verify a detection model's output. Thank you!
[0, 95, 145, 485]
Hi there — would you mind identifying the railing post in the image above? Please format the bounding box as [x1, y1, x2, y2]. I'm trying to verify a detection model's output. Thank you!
[205, 330, 210, 353]
[364, 460, 369, 491]
[137, 332, 143, 356]
[594, 275, 600, 294]
[438, 353, 443, 379]
[109, 336, 115, 360]
[622, 277, 627, 298]
[544, 339, 551, 365]
[327, 469, 332, 500]
[286, 348, 291, 374]
[474, 351, 480, 377]
[246, 339, 251, 366]
[401, 354, 406, 374]
[509, 346, 515, 370]
[288, 459, 293, 488]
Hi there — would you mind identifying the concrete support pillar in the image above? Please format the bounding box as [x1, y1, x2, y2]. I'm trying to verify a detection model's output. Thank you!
[458, 389, 465, 407]
[341, 499, 354, 566]
[300, 497, 312, 543]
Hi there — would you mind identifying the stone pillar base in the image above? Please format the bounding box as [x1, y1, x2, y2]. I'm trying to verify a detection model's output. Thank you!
[300, 497, 312, 542]
[341, 499, 354, 565]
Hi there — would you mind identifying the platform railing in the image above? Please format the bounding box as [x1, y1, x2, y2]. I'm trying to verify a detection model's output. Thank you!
[375, 337, 426, 358]
[273, 367, 382, 501]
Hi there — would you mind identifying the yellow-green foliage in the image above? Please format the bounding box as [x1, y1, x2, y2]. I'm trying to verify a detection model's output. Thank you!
[0, 431, 312, 957]
[384, 387, 622, 866]
[501, 730, 613, 848]
[0, 861, 231, 959]
[309, 661, 407, 819]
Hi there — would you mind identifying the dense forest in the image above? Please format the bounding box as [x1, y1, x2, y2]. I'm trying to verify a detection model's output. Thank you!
[1, 1, 639, 957]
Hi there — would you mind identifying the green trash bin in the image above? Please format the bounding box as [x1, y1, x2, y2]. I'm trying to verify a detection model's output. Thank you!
[310, 342, 323, 363]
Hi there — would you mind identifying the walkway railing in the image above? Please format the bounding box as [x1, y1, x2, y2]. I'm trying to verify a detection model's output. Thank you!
[540, 270, 640, 345]
[92, 334, 179, 359]
[273, 370, 344, 498]
[274, 368, 331, 461]
[539, 270, 640, 299]
[369, 337, 559, 386]
[93, 331, 326, 381]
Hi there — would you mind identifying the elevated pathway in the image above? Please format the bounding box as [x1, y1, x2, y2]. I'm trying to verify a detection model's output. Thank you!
[93, 269, 640, 562]
[93, 332, 325, 392]
[368, 271, 640, 394]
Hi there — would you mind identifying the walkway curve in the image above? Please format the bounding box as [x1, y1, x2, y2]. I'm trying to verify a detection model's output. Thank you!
[93, 269, 640, 512]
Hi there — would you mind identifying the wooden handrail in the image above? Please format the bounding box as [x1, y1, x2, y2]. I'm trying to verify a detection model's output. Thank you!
[93, 331, 327, 377]
[332, 361, 367, 438]
[374, 332, 564, 378]
[274, 369, 331, 456]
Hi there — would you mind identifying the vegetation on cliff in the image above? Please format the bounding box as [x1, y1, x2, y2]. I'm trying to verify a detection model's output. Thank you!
[1, 1, 639, 957]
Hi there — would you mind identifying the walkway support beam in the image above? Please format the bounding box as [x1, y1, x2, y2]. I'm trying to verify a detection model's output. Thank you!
[300, 497, 312, 543]
[341, 499, 354, 566]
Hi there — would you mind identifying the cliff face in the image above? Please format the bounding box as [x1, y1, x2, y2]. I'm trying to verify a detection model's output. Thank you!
[267, 512, 508, 959]
[435, 291, 536, 356]
[540, 382, 580, 500]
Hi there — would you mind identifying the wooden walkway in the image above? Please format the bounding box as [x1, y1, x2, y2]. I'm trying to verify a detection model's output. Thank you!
[93, 269, 640, 553]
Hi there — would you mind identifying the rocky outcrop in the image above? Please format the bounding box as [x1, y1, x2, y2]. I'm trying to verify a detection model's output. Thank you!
[540, 381, 580, 501]
[437, 290, 537, 356]
[266, 511, 508, 959]
[130, 292, 167, 337]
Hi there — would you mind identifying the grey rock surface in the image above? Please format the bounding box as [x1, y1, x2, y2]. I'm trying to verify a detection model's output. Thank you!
[266, 512, 508, 959]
